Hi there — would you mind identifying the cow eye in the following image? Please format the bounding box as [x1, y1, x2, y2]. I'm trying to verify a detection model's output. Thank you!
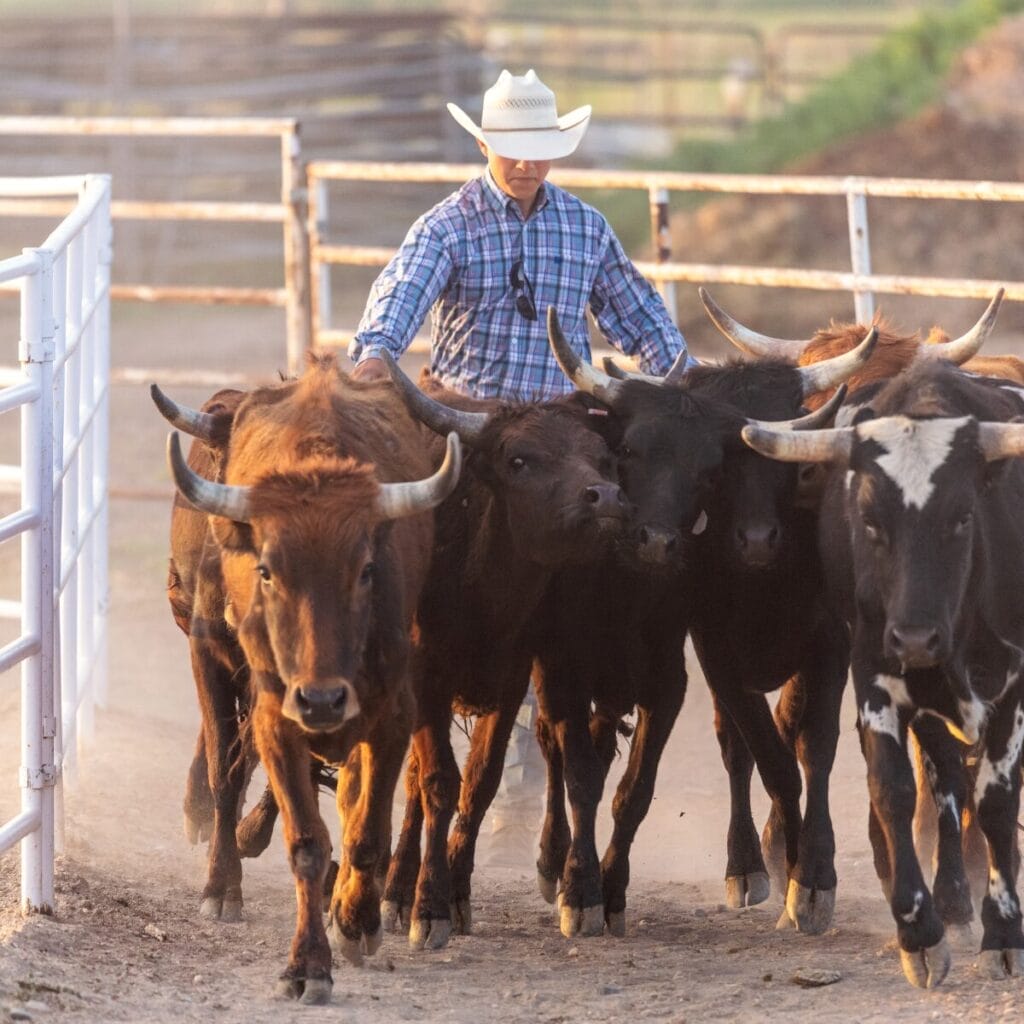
[256, 564, 272, 582]
[508, 456, 526, 472]
[954, 511, 973, 535]
[359, 562, 375, 585]
[863, 520, 883, 544]
[618, 444, 632, 459]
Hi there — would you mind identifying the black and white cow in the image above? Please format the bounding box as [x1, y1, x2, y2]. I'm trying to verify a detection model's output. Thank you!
[744, 359, 1024, 988]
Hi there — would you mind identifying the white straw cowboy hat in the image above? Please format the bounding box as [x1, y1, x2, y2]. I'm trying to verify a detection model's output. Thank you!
[447, 69, 591, 161]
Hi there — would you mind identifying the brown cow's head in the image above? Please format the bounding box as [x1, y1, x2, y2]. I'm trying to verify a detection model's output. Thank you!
[166, 389, 461, 733]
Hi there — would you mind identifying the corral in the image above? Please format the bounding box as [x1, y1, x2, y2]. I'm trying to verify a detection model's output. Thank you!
[2, 6, 1024, 1024]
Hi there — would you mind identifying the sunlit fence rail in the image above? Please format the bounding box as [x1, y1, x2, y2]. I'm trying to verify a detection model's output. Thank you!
[307, 160, 1024, 354]
[0, 174, 111, 914]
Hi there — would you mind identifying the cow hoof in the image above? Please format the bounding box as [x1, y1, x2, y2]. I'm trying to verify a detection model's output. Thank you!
[299, 978, 333, 1006]
[945, 923, 975, 950]
[381, 900, 410, 934]
[451, 899, 473, 935]
[726, 872, 770, 909]
[606, 911, 626, 937]
[220, 898, 244, 923]
[275, 974, 332, 1004]
[785, 881, 835, 935]
[775, 907, 796, 931]
[409, 916, 452, 951]
[559, 902, 605, 938]
[979, 948, 1024, 978]
[900, 937, 951, 989]
[537, 871, 558, 905]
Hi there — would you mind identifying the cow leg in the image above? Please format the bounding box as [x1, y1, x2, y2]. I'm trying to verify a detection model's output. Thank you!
[191, 635, 247, 923]
[712, 686, 804, 920]
[236, 783, 278, 859]
[761, 677, 803, 898]
[537, 706, 619, 906]
[382, 751, 422, 933]
[533, 660, 606, 939]
[910, 714, 974, 932]
[713, 696, 770, 909]
[184, 728, 214, 845]
[973, 691, 1024, 978]
[409, 691, 461, 951]
[252, 690, 332, 1004]
[600, 649, 687, 936]
[536, 710, 569, 904]
[327, 717, 408, 967]
[448, 673, 529, 934]
[856, 666, 949, 989]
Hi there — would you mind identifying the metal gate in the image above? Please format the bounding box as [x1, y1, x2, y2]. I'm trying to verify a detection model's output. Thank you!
[0, 173, 111, 914]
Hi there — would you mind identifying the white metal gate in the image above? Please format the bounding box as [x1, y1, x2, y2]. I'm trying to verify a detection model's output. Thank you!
[0, 174, 111, 914]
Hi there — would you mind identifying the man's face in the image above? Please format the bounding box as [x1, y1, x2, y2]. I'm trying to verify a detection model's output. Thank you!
[479, 141, 552, 210]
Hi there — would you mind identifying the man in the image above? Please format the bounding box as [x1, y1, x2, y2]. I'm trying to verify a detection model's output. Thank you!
[349, 69, 694, 866]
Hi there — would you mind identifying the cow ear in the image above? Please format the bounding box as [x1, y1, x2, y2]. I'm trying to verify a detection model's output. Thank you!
[210, 516, 255, 553]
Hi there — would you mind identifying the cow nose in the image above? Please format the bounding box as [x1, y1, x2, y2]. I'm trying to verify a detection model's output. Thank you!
[584, 482, 628, 519]
[735, 522, 780, 566]
[886, 624, 945, 669]
[637, 524, 680, 564]
[292, 683, 354, 730]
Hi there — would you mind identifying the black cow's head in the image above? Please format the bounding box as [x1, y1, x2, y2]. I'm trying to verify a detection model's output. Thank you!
[383, 354, 628, 568]
[550, 307, 872, 570]
[743, 364, 1024, 672]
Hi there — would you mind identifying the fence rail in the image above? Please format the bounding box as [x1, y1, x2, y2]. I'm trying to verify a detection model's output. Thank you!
[0, 116, 311, 376]
[0, 174, 111, 914]
[307, 160, 1024, 352]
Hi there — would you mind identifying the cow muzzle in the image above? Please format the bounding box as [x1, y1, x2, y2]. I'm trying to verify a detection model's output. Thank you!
[584, 482, 629, 526]
[283, 679, 361, 732]
[735, 520, 781, 568]
[884, 623, 949, 671]
[636, 524, 681, 565]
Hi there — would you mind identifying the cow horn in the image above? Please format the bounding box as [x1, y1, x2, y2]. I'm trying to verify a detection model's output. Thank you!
[741, 423, 854, 465]
[746, 384, 848, 433]
[601, 357, 661, 384]
[602, 347, 691, 386]
[376, 432, 462, 520]
[797, 326, 878, 397]
[547, 307, 625, 402]
[919, 288, 1004, 366]
[381, 350, 489, 445]
[978, 419, 1024, 462]
[699, 287, 811, 359]
[151, 383, 229, 444]
[166, 432, 253, 521]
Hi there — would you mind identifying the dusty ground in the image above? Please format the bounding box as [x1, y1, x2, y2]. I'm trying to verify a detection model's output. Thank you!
[2, 15, 1024, 1022]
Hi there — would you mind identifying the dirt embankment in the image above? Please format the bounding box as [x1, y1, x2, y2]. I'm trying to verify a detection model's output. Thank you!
[677, 15, 1024, 362]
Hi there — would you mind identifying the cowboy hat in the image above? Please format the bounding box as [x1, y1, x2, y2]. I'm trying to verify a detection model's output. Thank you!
[447, 69, 591, 161]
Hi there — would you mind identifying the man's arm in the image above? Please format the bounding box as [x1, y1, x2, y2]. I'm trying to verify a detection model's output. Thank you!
[348, 216, 455, 376]
[588, 229, 696, 375]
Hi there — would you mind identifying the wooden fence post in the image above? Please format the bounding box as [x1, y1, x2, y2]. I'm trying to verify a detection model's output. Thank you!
[281, 122, 312, 376]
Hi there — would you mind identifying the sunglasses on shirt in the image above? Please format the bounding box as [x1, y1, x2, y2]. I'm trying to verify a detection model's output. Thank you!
[509, 259, 538, 322]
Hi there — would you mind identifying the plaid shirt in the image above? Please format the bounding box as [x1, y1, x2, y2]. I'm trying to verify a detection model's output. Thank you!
[350, 171, 692, 401]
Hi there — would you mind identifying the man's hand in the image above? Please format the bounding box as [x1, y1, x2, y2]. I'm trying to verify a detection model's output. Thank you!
[352, 357, 389, 382]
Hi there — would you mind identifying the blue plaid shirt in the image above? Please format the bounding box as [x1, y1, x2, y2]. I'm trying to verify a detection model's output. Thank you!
[350, 171, 691, 401]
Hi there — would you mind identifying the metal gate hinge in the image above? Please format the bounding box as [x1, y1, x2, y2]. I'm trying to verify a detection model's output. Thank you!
[19, 764, 60, 789]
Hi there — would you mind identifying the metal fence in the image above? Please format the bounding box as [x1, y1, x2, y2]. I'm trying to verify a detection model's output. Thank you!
[306, 160, 1024, 353]
[0, 173, 111, 914]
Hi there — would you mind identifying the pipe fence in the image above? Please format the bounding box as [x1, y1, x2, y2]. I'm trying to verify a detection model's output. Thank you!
[306, 160, 1024, 354]
[0, 174, 111, 914]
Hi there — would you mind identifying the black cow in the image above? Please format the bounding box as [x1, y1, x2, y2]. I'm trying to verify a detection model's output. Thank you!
[744, 359, 1024, 987]
[540, 309, 874, 935]
[380, 355, 629, 949]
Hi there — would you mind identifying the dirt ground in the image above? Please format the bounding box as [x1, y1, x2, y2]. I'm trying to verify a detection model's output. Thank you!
[3, 15, 1024, 1021]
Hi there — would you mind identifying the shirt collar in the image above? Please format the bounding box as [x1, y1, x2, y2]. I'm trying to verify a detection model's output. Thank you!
[481, 169, 551, 220]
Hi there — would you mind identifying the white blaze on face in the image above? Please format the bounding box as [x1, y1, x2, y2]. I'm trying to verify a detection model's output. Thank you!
[860, 674, 912, 743]
[975, 706, 1024, 805]
[857, 416, 971, 510]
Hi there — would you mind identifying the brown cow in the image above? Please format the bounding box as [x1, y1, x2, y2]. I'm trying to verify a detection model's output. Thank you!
[161, 354, 461, 1003]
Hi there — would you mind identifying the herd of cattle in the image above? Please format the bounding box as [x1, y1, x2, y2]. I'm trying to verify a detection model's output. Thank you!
[150, 287, 1024, 1004]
